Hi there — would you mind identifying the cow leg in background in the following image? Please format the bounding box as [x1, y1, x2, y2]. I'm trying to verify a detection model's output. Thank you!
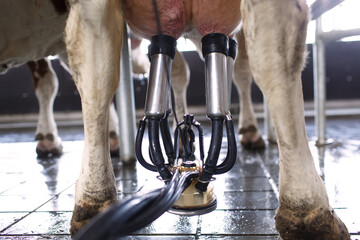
[130, 36, 150, 75]
[65, 0, 123, 235]
[233, 30, 265, 150]
[27, 59, 63, 157]
[109, 102, 120, 157]
[169, 50, 190, 154]
[171, 50, 190, 122]
[241, 0, 349, 239]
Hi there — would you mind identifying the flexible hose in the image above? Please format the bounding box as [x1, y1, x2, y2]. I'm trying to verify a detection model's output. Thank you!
[214, 116, 237, 174]
[192, 119, 205, 161]
[74, 170, 199, 240]
[135, 119, 158, 172]
[159, 115, 176, 165]
[148, 118, 173, 180]
[195, 118, 224, 192]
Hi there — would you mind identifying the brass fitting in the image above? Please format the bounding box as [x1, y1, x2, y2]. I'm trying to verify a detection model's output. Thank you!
[169, 158, 217, 216]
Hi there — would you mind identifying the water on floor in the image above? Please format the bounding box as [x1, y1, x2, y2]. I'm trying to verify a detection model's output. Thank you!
[0, 117, 359, 239]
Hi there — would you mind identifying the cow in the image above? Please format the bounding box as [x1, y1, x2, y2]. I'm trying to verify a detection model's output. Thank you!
[1, 0, 264, 158]
[25, 43, 149, 158]
[0, 0, 349, 239]
[64, 0, 350, 239]
[0, 0, 68, 156]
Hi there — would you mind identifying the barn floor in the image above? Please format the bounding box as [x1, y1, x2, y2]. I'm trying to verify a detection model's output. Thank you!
[0, 116, 359, 239]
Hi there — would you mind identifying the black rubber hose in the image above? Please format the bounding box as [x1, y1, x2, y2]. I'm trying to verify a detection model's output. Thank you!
[214, 117, 237, 174]
[74, 189, 161, 240]
[159, 116, 175, 165]
[123, 170, 197, 234]
[74, 170, 199, 240]
[173, 125, 181, 159]
[193, 120, 205, 161]
[148, 118, 173, 180]
[135, 119, 157, 172]
[195, 118, 224, 192]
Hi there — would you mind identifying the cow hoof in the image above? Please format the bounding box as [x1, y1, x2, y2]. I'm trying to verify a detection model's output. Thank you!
[35, 133, 63, 158]
[275, 206, 350, 240]
[239, 125, 265, 150]
[109, 131, 120, 158]
[70, 199, 117, 236]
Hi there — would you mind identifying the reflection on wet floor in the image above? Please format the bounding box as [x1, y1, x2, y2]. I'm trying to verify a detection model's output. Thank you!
[0, 117, 359, 239]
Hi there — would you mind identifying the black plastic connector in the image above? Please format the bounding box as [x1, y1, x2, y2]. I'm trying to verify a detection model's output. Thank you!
[228, 38, 238, 60]
[149, 35, 177, 59]
[202, 33, 229, 57]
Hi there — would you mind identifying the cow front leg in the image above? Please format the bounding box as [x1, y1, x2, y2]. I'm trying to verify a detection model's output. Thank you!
[241, 0, 350, 239]
[233, 30, 265, 150]
[65, 0, 123, 235]
[28, 59, 63, 157]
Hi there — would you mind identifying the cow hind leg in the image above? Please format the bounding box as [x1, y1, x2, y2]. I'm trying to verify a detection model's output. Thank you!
[171, 50, 190, 124]
[28, 59, 63, 157]
[65, 0, 123, 235]
[109, 102, 120, 157]
[233, 30, 265, 150]
[241, 0, 350, 239]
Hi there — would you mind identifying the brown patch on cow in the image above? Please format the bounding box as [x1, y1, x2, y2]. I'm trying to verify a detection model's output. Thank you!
[239, 125, 257, 134]
[50, 0, 69, 15]
[27, 59, 50, 89]
[239, 125, 265, 150]
[45, 133, 55, 141]
[109, 131, 118, 140]
[35, 133, 44, 141]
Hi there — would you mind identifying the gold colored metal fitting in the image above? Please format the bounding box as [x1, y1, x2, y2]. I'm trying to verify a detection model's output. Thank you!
[170, 158, 203, 174]
[172, 181, 215, 208]
[168, 158, 217, 216]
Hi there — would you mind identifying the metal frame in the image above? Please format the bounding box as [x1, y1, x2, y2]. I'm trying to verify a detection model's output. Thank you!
[312, 2, 360, 145]
[265, 1, 360, 145]
[115, 24, 137, 163]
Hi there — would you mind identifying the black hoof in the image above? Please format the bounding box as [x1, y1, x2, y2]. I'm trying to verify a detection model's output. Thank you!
[36, 148, 62, 158]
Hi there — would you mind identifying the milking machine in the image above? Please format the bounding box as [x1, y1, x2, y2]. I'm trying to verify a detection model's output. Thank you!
[74, 33, 238, 240]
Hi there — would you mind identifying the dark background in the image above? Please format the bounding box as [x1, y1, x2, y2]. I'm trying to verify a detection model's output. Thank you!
[0, 41, 359, 114]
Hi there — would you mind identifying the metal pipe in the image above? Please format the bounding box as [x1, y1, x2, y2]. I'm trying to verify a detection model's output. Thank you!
[204, 53, 228, 117]
[116, 24, 136, 163]
[202, 33, 229, 118]
[144, 54, 172, 118]
[227, 39, 237, 111]
[313, 17, 327, 146]
[320, 28, 360, 43]
[226, 58, 234, 111]
[311, 0, 345, 20]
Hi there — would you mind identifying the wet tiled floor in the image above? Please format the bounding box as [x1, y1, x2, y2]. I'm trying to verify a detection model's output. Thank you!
[0, 116, 359, 239]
